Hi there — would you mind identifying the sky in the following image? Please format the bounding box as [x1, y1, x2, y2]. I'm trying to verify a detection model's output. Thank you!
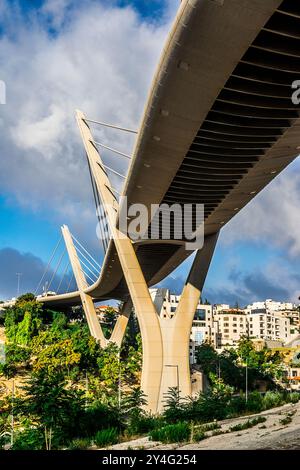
[0, 0, 299, 306]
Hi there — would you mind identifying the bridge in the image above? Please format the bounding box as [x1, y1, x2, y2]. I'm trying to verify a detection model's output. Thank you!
[36, 0, 300, 412]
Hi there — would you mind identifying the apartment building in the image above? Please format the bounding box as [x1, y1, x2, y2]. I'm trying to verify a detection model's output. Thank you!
[149, 290, 297, 357]
[214, 309, 248, 347]
[247, 311, 291, 343]
[247, 299, 295, 312]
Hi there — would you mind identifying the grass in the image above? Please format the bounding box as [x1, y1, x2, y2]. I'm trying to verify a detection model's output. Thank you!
[94, 428, 119, 448]
[68, 438, 91, 450]
[279, 411, 295, 426]
[149, 422, 190, 444]
[279, 416, 292, 426]
[229, 416, 266, 432]
[192, 429, 206, 442]
[198, 422, 221, 432]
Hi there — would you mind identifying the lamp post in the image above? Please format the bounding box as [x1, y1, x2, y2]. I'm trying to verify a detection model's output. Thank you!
[10, 379, 14, 448]
[245, 359, 248, 403]
[16, 273, 22, 298]
[118, 350, 121, 410]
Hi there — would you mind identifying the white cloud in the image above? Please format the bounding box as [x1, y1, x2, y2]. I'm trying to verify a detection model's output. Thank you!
[0, 0, 175, 242]
[221, 159, 300, 257]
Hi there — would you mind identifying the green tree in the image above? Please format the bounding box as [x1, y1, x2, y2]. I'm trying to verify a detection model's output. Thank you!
[16, 370, 84, 441]
[102, 307, 117, 339]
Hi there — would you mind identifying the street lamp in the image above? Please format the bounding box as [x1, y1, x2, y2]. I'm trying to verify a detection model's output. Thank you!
[165, 364, 179, 394]
[245, 359, 248, 403]
[16, 273, 22, 298]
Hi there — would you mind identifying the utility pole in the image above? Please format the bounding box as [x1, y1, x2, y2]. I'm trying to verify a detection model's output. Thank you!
[245, 359, 248, 402]
[10, 379, 14, 448]
[16, 273, 22, 298]
[85, 370, 89, 410]
[118, 350, 122, 410]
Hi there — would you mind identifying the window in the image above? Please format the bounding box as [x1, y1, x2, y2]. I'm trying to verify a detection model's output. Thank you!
[194, 309, 206, 320]
[224, 329, 229, 333]
[233, 329, 237, 333]
[170, 307, 176, 313]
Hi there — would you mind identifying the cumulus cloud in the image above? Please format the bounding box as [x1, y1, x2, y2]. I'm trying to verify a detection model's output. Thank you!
[221, 159, 300, 257]
[0, 0, 174, 235]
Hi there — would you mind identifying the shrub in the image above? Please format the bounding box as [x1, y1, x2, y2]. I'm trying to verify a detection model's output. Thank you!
[127, 415, 163, 435]
[279, 415, 292, 426]
[150, 422, 190, 444]
[94, 428, 119, 448]
[12, 428, 45, 450]
[263, 391, 283, 410]
[289, 392, 300, 404]
[69, 402, 121, 438]
[228, 395, 247, 415]
[229, 416, 266, 432]
[199, 421, 221, 432]
[68, 438, 91, 450]
[186, 391, 229, 423]
[245, 391, 264, 413]
[211, 429, 224, 436]
[193, 429, 206, 442]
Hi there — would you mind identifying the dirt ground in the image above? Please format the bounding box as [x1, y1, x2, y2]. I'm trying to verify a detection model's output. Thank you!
[106, 401, 300, 450]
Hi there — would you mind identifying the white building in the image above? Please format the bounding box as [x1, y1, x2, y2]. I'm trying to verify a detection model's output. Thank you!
[214, 309, 248, 347]
[247, 311, 291, 343]
[149, 290, 297, 355]
[247, 299, 295, 312]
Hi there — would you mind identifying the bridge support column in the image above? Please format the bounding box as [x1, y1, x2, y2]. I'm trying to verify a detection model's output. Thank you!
[61, 224, 131, 349]
[143, 233, 219, 413]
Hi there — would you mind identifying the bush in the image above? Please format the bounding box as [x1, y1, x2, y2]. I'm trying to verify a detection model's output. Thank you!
[185, 391, 229, 423]
[199, 421, 221, 432]
[127, 415, 163, 435]
[193, 429, 206, 442]
[229, 416, 266, 432]
[263, 391, 283, 410]
[288, 392, 300, 404]
[228, 395, 247, 415]
[149, 422, 190, 444]
[67, 402, 121, 438]
[94, 428, 119, 448]
[280, 415, 293, 426]
[68, 438, 91, 450]
[245, 391, 264, 413]
[12, 428, 45, 450]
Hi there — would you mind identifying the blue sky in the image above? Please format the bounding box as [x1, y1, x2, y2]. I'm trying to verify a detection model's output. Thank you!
[0, 0, 299, 305]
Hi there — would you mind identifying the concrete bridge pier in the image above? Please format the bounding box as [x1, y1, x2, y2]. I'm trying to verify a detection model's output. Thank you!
[139, 233, 219, 413]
